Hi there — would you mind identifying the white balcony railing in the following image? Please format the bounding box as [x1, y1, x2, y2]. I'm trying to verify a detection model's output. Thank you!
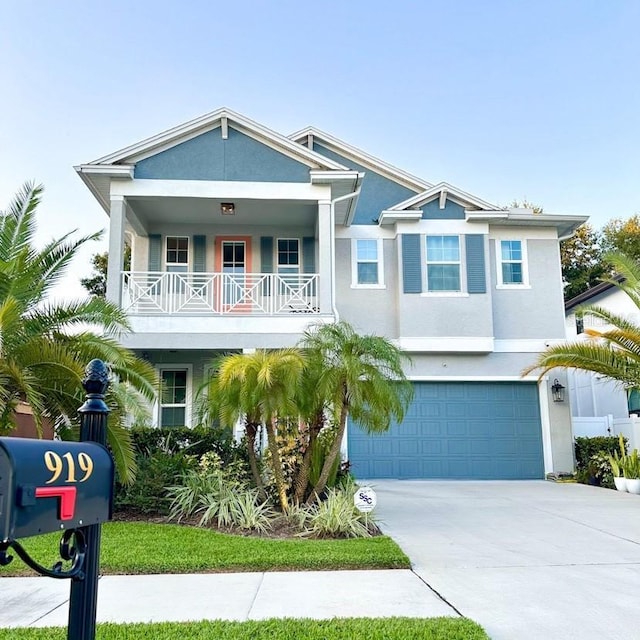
[122, 271, 320, 316]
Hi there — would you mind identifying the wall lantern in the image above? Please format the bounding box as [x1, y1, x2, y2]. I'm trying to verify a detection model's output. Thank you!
[220, 202, 235, 215]
[551, 379, 566, 403]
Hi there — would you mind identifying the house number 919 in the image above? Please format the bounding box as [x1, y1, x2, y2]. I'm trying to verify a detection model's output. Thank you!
[44, 451, 94, 484]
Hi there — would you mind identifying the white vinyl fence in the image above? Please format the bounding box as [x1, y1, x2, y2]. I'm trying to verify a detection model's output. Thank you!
[572, 415, 640, 451]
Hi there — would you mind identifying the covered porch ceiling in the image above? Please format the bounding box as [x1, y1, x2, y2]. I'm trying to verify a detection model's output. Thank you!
[125, 196, 319, 233]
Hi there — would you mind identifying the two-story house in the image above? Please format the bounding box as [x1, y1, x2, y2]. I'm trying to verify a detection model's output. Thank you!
[75, 108, 586, 480]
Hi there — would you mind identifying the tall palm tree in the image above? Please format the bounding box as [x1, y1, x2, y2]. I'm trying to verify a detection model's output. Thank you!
[523, 252, 640, 388]
[197, 348, 306, 512]
[299, 321, 414, 504]
[0, 183, 157, 482]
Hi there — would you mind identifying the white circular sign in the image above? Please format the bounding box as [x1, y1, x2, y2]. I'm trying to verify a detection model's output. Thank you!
[354, 486, 377, 513]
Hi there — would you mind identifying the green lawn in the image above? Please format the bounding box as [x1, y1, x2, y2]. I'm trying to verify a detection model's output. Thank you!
[0, 618, 489, 639]
[0, 522, 410, 576]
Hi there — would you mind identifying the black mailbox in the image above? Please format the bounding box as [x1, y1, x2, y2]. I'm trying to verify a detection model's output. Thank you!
[0, 437, 114, 543]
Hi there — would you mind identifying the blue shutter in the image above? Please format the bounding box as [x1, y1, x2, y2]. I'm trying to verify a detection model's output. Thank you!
[465, 234, 486, 294]
[303, 237, 316, 297]
[193, 235, 206, 272]
[148, 234, 162, 271]
[402, 234, 422, 294]
[260, 237, 273, 296]
[302, 237, 315, 273]
[260, 237, 273, 272]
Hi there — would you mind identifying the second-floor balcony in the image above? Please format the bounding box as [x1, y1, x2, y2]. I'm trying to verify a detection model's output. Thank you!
[122, 271, 320, 316]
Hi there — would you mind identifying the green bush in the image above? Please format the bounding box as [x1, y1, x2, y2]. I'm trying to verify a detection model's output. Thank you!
[303, 486, 377, 539]
[114, 451, 197, 515]
[114, 426, 249, 516]
[574, 436, 627, 470]
[167, 467, 274, 533]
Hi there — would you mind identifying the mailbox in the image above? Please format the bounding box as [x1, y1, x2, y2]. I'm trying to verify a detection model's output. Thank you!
[0, 437, 114, 543]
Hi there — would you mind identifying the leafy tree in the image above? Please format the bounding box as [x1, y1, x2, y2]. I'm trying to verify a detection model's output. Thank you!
[523, 252, 640, 389]
[198, 348, 307, 512]
[560, 223, 607, 301]
[601, 215, 640, 262]
[199, 322, 414, 510]
[0, 183, 157, 482]
[300, 321, 413, 504]
[81, 246, 131, 298]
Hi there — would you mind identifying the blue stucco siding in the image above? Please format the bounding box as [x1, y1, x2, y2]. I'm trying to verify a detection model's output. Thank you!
[312, 143, 418, 225]
[421, 198, 466, 220]
[134, 128, 310, 182]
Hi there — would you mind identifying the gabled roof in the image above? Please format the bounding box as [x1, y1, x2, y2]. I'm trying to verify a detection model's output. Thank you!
[386, 181, 499, 212]
[565, 276, 624, 312]
[289, 126, 431, 194]
[82, 108, 349, 171]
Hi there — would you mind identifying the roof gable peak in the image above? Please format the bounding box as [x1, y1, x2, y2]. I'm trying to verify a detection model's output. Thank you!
[86, 108, 348, 171]
[289, 126, 431, 194]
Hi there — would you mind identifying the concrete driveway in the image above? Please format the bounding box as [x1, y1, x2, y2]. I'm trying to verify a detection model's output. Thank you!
[372, 480, 640, 640]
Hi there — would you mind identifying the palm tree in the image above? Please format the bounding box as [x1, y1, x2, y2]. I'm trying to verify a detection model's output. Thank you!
[523, 252, 640, 388]
[197, 348, 306, 512]
[0, 183, 157, 482]
[299, 321, 414, 504]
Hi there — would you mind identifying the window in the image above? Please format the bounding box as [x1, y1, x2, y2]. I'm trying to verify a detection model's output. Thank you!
[277, 239, 300, 276]
[497, 239, 528, 287]
[351, 239, 384, 287]
[166, 237, 189, 272]
[426, 235, 461, 292]
[159, 369, 188, 427]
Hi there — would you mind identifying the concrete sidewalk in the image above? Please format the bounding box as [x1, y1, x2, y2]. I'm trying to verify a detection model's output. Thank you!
[0, 569, 457, 628]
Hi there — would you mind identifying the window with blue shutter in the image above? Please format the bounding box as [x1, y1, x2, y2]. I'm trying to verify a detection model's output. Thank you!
[402, 234, 422, 293]
[465, 234, 486, 294]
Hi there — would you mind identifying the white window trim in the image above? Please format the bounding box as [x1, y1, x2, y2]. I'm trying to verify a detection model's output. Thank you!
[156, 364, 193, 428]
[424, 234, 464, 294]
[165, 235, 190, 270]
[351, 238, 385, 288]
[276, 237, 300, 274]
[495, 239, 530, 288]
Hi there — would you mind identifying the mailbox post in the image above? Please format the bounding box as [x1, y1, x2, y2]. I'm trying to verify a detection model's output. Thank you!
[0, 359, 114, 640]
[68, 359, 111, 640]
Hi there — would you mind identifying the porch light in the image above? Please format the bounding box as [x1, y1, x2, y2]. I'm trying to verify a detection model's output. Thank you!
[551, 379, 565, 403]
[220, 202, 235, 215]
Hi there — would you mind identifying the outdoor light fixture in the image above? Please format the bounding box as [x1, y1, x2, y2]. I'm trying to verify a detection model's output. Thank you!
[220, 202, 235, 215]
[551, 378, 566, 403]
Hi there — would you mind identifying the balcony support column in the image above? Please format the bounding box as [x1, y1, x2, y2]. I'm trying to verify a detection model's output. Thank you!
[106, 196, 126, 305]
[317, 200, 332, 314]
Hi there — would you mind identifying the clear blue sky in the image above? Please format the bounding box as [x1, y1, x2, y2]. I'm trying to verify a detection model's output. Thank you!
[1, 0, 638, 298]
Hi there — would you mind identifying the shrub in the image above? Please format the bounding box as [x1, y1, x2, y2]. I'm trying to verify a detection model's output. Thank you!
[114, 451, 197, 515]
[303, 487, 376, 539]
[167, 465, 274, 534]
[114, 426, 250, 516]
[574, 436, 627, 470]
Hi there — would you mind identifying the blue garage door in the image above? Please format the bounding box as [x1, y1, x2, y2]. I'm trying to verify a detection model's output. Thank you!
[348, 382, 544, 480]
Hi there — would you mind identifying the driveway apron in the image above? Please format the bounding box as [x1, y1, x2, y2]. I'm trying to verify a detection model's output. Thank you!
[372, 480, 640, 640]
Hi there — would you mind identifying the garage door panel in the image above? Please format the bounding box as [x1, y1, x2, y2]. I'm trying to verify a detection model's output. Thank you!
[447, 439, 469, 455]
[348, 382, 544, 480]
[421, 440, 442, 454]
[446, 421, 468, 436]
